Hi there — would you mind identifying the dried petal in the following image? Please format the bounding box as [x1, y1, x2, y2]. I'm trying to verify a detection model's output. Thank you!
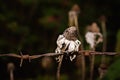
[85, 31, 103, 49]
[85, 32, 95, 48]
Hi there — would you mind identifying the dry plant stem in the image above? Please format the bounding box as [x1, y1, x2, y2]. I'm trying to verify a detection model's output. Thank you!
[10, 70, 14, 80]
[57, 55, 63, 80]
[99, 18, 107, 79]
[74, 13, 84, 48]
[75, 16, 85, 80]
[8, 63, 14, 80]
[81, 53, 85, 80]
[101, 21, 107, 63]
[80, 45, 85, 80]
[90, 48, 95, 80]
[90, 54, 95, 80]
[56, 41, 69, 80]
[73, 11, 86, 80]
[76, 28, 86, 80]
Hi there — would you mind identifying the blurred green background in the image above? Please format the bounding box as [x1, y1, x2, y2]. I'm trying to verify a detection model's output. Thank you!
[0, 0, 120, 80]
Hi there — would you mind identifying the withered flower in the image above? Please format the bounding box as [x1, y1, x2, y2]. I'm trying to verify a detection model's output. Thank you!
[71, 4, 80, 14]
[55, 27, 81, 62]
[85, 22, 103, 49]
[69, 4, 80, 27]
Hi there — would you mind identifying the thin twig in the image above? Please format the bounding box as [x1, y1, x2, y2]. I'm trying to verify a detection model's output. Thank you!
[10, 70, 14, 80]
[69, 5, 85, 80]
[74, 10, 86, 80]
[99, 15, 107, 79]
[90, 54, 95, 80]
[101, 16, 107, 63]
[57, 55, 63, 80]
[81, 52, 85, 80]
[90, 48, 95, 80]
[8, 63, 15, 80]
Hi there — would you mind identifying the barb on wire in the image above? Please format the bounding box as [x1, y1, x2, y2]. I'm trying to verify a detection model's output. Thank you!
[0, 52, 63, 67]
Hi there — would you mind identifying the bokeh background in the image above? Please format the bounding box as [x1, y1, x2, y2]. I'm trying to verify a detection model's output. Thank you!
[0, 0, 120, 80]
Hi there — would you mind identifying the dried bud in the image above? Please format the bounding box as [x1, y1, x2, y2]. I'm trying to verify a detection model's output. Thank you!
[63, 27, 78, 41]
[7, 63, 15, 72]
[90, 22, 100, 32]
[71, 4, 80, 14]
[99, 15, 106, 22]
[85, 22, 103, 49]
[41, 57, 53, 69]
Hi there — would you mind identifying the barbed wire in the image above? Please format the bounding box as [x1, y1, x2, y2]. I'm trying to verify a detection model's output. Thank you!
[0, 50, 119, 80]
[0, 50, 118, 67]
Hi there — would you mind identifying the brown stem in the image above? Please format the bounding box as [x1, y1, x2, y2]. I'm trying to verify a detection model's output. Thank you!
[99, 16, 107, 79]
[72, 10, 85, 80]
[101, 21, 107, 52]
[101, 21, 107, 63]
[81, 53, 85, 80]
[8, 63, 15, 80]
[90, 48, 95, 80]
[90, 54, 95, 80]
[80, 40, 85, 80]
[57, 55, 64, 80]
[75, 14, 86, 80]
[10, 70, 14, 80]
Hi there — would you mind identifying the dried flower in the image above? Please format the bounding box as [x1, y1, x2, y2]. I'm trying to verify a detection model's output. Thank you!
[55, 27, 81, 62]
[85, 22, 103, 49]
[71, 4, 80, 14]
[69, 4, 80, 27]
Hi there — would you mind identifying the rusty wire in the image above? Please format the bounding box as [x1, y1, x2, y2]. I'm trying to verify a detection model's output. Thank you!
[0, 50, 118, 67]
